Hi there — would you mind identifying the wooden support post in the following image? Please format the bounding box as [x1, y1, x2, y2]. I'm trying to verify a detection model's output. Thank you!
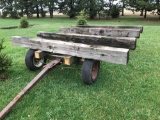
[64, 56, 74, 65]
[34, 50, 47, 59]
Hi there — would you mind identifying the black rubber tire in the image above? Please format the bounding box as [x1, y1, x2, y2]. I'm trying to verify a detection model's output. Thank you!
[25, 49, 46, 71]
[82, 59, 100, 85]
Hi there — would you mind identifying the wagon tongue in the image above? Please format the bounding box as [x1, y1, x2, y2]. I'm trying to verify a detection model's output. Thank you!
[0, 58, 61, 120]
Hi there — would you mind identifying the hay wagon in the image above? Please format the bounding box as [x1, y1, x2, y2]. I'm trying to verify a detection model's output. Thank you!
[11, 25, 143, 85]
[0, 25, 143, 119]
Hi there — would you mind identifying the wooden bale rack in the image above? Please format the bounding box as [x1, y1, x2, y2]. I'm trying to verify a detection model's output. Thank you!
[0, 25, 143, 119]
[11, 25, 143, 84]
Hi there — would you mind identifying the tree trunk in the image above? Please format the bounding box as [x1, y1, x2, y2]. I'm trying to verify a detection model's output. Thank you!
[21, 8, 23, 14]
[69, 0, 75, 18]
[40, 3, 43, 17]
[14, 0, 18, 17]
[156, 0, 160, 19]
[26, 7, 29, 17]
[49, 8, 53, 18]
[36, 4, 39, 18]
[144, 9, 147, 18]
[140, 9, 144, 16]
[89, 0, 96, 19]
[121, 1, 124, 16]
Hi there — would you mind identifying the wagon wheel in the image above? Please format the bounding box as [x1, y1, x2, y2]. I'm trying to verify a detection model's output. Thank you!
[82, 59, 100, 85]
[25, 49, 46, 71]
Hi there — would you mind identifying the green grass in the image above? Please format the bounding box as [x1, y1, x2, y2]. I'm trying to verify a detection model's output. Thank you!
[0, 15, 160, 120]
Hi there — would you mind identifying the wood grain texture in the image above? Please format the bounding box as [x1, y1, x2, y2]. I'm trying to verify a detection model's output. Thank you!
[11, 36, 129, 65]
[73, 25, 143, 33]
[59, 27, 141, 38]
[37, 31, 137, 50]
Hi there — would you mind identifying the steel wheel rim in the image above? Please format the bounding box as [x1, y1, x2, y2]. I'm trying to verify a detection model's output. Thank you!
[91, 62, 98, 80]
[33, 58, 44, 67]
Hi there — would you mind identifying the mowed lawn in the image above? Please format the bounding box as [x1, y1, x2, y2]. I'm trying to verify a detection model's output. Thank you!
[0, 16, 160, 120]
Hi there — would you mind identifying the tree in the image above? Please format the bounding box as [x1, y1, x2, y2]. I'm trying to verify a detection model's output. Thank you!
[110, 5, 120, 18]
[0, 0, 17, 18]
[31, 0, 40, 18]
[17, 0, 33, 17]
[44, 0, 58, 18]
[87, 0, 97, 19]
[126, 0, 156, 18]
[155, 0, 160, 18]
[39, 0, 46, 17]
[0, 39, 12, 80]
[58, 0, 84, 18]
[120, 0, 128, 16]
[104, 0, 116, 17]
[137, 0, 155, 18]
[77, 10, 88, 25]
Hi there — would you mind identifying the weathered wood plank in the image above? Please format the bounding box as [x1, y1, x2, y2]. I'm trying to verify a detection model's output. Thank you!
[11, 36, 129, 65]
[59, 27, 141, 38]
[37, 32, 137, 50]
[73, 25, 143, 33]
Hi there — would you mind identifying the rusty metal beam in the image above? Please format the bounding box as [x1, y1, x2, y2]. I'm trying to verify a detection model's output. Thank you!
[0, 58, 61, 120]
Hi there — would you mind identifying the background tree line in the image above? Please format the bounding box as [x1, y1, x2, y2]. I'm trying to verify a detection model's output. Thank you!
[0, 0, 159, 19]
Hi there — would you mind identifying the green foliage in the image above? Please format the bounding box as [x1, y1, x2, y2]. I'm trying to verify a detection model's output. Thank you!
[0, 17, 160, 119]
[1, 11, 8, 18]
[10, 11, 19, 19]
[41, 11, 46, 18]
[19, 17, 29, 28]
[77, 10, 88, 25]
[87, 0, 98, 19]
[58, 0, 80, 18]
[110, 5, 120, 18]
[18, 12, 24, 17]
[0, 39, 12, 79]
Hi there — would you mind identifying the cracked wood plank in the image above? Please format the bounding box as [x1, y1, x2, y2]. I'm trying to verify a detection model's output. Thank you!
[37, 32, 137, 50]
[59, 27, 141, 38]
[73, 25, 143, 33]
[11, 36, 129, 65]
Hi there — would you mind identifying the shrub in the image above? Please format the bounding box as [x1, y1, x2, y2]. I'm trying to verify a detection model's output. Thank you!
[0, 39, 12, 80]
[110, 5, 120, 18]
[77, 10, 88, 25]
[41, 11, 46, 17]
[1, 11, 8, 18]
[18, 12, 24, 17]
[10, 11, 19, 19]
[19, 17, 29, 28]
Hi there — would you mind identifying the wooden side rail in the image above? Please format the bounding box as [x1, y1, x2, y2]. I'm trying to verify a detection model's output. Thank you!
[73, 25, 143, 33]
[37, 32, 137, 50]
[59, 27, 141, 38]
[11, 36, 129, 65]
